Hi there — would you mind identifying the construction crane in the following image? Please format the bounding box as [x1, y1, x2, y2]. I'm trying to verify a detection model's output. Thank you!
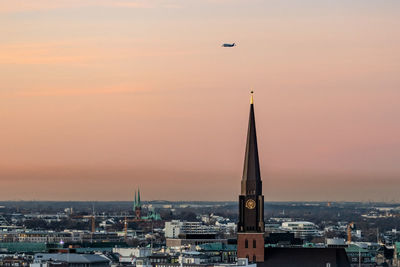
[70, 214, 96, 233]
[347, 222, 355, 243]
[90, 215, 95, 233]
[124, 216, 139, 241]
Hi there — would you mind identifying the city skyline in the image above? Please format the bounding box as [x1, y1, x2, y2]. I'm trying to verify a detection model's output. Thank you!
[1, 0, 400, 201]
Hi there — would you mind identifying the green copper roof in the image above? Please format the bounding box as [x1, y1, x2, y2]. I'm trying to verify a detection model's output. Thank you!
[0, 242, 47, 253]
[76, 247, 113, 253]
[395, 242, 400, 256]
[345, 244, 369, 253]
[198, 243, 236, 251]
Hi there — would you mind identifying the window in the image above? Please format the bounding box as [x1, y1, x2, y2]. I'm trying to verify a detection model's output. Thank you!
[253, 255, 256, 262]
[253, 240, 256, 248]
[245, 239, 248, 248]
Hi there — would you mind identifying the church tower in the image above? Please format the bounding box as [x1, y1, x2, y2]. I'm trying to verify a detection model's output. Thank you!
[237, 92, 265, 262]
[133, 189, 142, 219]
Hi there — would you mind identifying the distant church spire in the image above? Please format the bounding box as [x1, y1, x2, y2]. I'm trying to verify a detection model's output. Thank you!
[137, 188, 141, 207]
[133, 191, 137, 210]
[133, 189, 142, 210]
[134, 188, 142, 219]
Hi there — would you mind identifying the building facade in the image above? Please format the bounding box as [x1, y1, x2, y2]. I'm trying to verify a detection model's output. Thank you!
[165, 221, 217, 239]
[280, 221, 321, 240]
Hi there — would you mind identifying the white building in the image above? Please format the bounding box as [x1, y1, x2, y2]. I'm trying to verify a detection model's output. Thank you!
[17, 231, 73, 243]
[326, 238, 347, 248]
[215, 222, 236, 234]
[281, 221, 320, 239]
[165, 221, 217, 238]
[214, 258, 256, 267]
[113, 247, 152, 263]
[165, 221, 182, 238]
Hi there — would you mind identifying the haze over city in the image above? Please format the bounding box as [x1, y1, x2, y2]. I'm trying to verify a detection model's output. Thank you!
[1, 0, 400, 201]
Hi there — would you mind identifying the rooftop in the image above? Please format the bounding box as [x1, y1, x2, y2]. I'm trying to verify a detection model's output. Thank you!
[34, 253, 110, 264]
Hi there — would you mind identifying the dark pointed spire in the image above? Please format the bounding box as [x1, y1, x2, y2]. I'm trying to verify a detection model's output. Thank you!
[137, 188, 141, 207]
[241, 91, 262, 195]
[134, 190, 137, 209]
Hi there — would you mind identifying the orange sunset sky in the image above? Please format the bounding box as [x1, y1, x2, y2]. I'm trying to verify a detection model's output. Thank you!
[1, 0, 400, 201]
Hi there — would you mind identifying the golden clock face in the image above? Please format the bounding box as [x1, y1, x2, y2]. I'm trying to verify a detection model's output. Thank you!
[245, 199, 256, 209]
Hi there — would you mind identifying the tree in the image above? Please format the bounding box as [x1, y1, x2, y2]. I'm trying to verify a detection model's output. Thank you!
[179, 211, 197, 221]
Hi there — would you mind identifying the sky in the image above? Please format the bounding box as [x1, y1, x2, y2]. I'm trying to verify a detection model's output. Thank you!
[1, 0, 400, 201]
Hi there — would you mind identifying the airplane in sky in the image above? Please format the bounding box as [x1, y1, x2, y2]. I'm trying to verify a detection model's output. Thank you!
[222, 43, 236, 47]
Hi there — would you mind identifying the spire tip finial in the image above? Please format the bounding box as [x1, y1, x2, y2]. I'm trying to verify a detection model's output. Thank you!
[250, 90, 254, 104]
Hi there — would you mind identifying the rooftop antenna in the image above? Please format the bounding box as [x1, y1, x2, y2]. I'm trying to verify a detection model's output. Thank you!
[377, 228, 380, 244]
